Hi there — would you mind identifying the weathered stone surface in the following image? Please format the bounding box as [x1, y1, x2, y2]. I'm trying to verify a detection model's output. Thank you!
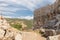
[0, 16, 10, 30]
[0, 29, 5, 39]
[33, 0, 60, 39]
[34, 0, 60, 30]
[47, 35, 60, 40]
[0, 16, 22, 40]
[15, 33, 22, 40]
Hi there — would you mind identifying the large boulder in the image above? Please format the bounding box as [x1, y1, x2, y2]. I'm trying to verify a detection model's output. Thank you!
[15, 33, 22, 40]
[47, 35, 60, 40]
[0, 16, 22, 40]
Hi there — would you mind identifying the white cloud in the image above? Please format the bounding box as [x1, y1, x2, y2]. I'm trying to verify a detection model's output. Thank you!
[8, 0, 37, 11]
[0, 0, 56, 18]
[0, 0, 42, 11]
[0, 7, 18, 12]
[29, 0, 43, 4]
[0, 4, 27, 15]
[1, 12, 15, 15]
[3, 16, 33, 20]
[0, 0, 56, 11]
[0, 0, 27, 15]
[0, 3, 8, 6]
[18, 16, 33, 20]
[3, 16, 13, 18]
[6, 0, 55, 11]
[49, 0, 56, 4]
[0, 7, 17, 15]
[17, 0, 42, 10]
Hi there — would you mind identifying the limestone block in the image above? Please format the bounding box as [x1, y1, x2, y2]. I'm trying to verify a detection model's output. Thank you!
[5, 31, 14, 38]
[0, 29, 5, 39]
[48, 35, 60, 40]
[15, 33, 22, 40]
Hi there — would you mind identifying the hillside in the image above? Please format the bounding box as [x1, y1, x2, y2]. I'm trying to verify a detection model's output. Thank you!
[5, 18, 33, 30]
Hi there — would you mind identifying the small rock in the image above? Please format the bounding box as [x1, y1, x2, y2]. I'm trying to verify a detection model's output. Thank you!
[15, 33, 22, 40]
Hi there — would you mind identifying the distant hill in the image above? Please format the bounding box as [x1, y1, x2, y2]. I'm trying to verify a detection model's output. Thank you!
[5, 18, 33, 30]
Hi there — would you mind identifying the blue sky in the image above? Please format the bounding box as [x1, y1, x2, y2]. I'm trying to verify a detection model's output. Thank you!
[0, 0, 56, 20]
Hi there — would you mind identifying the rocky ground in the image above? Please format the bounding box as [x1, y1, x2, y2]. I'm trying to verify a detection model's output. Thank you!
[0, 16, 46, 40]
[22, 31, 46, 40]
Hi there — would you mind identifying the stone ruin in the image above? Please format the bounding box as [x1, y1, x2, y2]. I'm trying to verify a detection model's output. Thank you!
[0, 16, 22, 40]
[34, 0, 60, 30]
[34, 0, 60, 39]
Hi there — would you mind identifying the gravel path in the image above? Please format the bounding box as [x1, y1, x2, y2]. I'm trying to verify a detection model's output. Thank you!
[22, 32, 46, 40]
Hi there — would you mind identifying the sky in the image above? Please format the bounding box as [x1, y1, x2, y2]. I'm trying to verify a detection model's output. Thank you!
[0, 0, 56, 20]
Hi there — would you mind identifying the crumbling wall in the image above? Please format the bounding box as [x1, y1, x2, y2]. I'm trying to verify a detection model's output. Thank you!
[34, 0, 60, 30]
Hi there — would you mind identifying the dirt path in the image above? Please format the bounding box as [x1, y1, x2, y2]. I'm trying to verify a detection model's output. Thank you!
[22, 31, 46, 40]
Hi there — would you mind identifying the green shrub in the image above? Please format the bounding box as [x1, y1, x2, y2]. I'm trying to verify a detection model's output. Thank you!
[11, 24, 22, 30]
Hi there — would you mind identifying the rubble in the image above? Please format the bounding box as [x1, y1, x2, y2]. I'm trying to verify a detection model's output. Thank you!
[0, 16, 22, 40]
[34, 0, 60, 30]
[34, 0, 60, 40]
[47, 35, 60, 40]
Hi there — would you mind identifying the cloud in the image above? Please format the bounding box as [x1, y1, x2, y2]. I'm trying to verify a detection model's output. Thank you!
[0, 0, 28, 15]
[0, 0, 56, 11]
[0, 0, 43, 11]
[3, 16, 13, 18]
[0, 7, 17, 15]
[49, 0, 56, 4]
[9, 0, 37, 11]
[0, 0, 56, 18]
[4, 16, 33, 20]
[0, 7, 18, 12]
[18, 16, 33, 20]
[0, 3, 8, 6]
[7, 0, 56, 11]
[2, 12, 15, 15]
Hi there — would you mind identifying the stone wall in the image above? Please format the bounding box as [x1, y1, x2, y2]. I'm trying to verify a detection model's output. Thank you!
[34, 0, 60, 30]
